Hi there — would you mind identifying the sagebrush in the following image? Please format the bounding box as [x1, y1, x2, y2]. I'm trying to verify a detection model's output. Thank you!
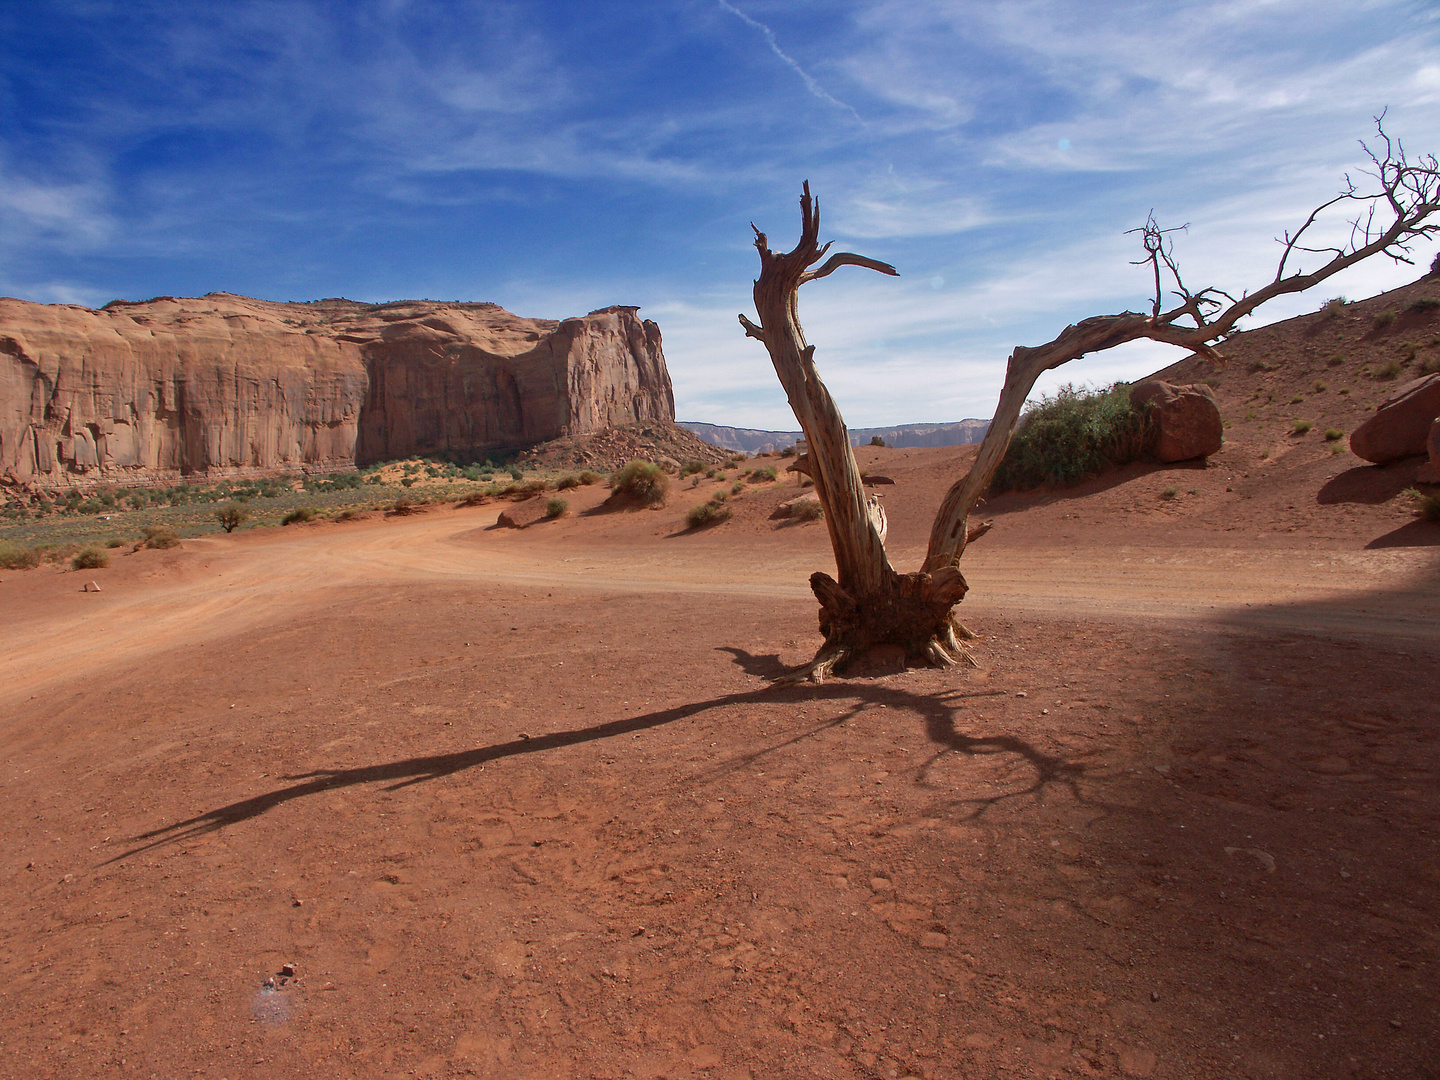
[989, 383, 1154, 493]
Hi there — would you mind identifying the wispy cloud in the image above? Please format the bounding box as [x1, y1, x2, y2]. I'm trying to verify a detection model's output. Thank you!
[717, 0, 864, 122]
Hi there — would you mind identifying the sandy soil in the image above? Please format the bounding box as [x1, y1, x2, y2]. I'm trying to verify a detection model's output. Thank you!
[1, 444, 1438, 1080]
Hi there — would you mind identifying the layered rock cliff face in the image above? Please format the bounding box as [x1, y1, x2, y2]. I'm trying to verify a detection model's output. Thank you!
[0, 293, 674, 484]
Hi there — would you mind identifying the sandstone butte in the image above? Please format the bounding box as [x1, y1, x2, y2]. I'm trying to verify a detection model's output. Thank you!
[0, 292, 675, 485]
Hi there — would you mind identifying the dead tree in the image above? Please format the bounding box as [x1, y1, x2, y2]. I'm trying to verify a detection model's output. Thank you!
[741, 122, 1439, 682]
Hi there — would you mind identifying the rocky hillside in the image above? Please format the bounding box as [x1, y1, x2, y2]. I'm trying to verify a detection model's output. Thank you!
[0, 293, 674, 485]
[680, 419, 989, 454]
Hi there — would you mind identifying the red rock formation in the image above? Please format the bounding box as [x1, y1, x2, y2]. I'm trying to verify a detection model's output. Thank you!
[0, 293, 675, 484]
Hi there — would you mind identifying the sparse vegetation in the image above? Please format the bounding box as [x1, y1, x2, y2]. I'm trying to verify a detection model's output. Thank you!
[1373, 309, 1397, 330]
[1422, 355, 1440, 375]
[608, 460, 669, 507]
[1327, 354, 1345, 367]
[1159, 487, 1177, 500]
[1402, 487, 1440, 522]
[731, 480, 745, 495]
[678, 461, 706, 478]
[555, 475, 580, 491]
[990, 383, 1154, 492]
[1320, 296, 1348, 314]
[281, 507, 319, 525]
[1290, 394, 1305, 404]
[71, 545, 109, 570]
[791, 498, 824, 522]
[1374, 359, 1404, 379]
[1324, 428, 1344, 441]
[577, 471, 602, 486]
[0, 540, 42, 570]
[1312, 380, 1327, 393]
[1292, 419, 1313, 435]
[685, 497, 733, 529]
[1407, 297, 1440, 313]
[141, 524, 180, 549]
[543, 497, 568, 519]
[751, 466, 777, 482]
[869, 436, 886, 447]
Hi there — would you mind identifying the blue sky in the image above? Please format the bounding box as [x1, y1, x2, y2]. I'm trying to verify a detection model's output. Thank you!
[3, 1, 1439, 428]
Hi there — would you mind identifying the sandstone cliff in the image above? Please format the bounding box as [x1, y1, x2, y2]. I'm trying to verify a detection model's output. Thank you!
[0, 293, 674, 484]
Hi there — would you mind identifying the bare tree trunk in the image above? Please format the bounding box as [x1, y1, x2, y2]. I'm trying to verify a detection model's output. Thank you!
[743, 126, 1438, 682]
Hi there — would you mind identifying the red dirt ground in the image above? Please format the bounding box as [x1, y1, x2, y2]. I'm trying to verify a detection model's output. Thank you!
[2, 417, 1438, 1080]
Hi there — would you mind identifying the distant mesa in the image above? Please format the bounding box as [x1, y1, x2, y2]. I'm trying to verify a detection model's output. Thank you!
[0, 293, 674, 484]
[679, 419, 989, 454]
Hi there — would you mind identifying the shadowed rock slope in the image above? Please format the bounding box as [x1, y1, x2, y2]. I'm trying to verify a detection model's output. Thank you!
[0, 293, 674, 484]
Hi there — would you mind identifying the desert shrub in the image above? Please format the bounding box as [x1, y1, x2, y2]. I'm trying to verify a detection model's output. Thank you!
[685, 498, 733, 529]
[1431, 253, 1440, 277]
[0, 541, 41, 570]
[780, 445, 796, 457]
[544, 497, 568, 519]
[1312, 380, 1327, 393]
[1402, 487, 1440, 522]
[724, 457, 743, 469]
[71, 545, 109, 570]
[1248, 359, 1278, 373]
[1407, 297, 1440, 313]
[509, 467, 524, 481]
[869, 435, 886, 447]
[608, 460, 669, 506]
[457, 490, 491, 508]
[1373, 309, 1397, 330]
[1374, 359, 1403, 379]
[335, 509, 362, 521]
[281, 507, 318, 525]
[1324, 428, 1344, 441]
[1292, 419, 1313, 435]
[678, 461, 706, 478]
[556, 474, 581, 490]
[1327, 355, 1345, 367]
[105, 538, 125, 548]
[1320, 297, 1348, 314]
[791, 498, 824, 522]
[990, 383, 1154, 492]
[577, 470, 602, 486]
[215, 503, 250, 533]
[731, 480, 745, 495]
[751, 465, 777, 482]
[1422, 355, 1440, 375]
[1160, 487, 1177, 501]
[142, 524, 181, 549]
[1289, 394, 1305, 404]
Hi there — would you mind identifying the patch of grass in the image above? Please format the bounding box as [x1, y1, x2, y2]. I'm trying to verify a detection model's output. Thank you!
[1324, 428, 1344, 441]
[1422, 355, 1440, 376]
[1402, 487, 1440, 522]
[577, 471, 602, 486]
[1320, 296, 1348, 314]
[1373, 309, 1397, 330]
[791, 498, 824, 522]
[1292, 419, 1313, 435]
[0, 540, 41, 570]
[990, 383, 1154, 493]
[1243, 408, 1257, 422]
[543, 497, 568, 520]
[779, 446, 796, 457]
[281, 507, 319, 525]
[1248, 359, 1279, 373]
[1312, 380, 1327, 393]
[1327, 354, 1345, 367]
[71, 545, 109, 570]
[1159, 487, 1177, 500]
[678, 461, 706, 478]
[608, 460, 669, 507]
[1290, 394, 1305, 405]
[105, 537, 125, 548]
[555, 475, 580, 490]
[731, 480, 745, 495]
[1339, 386, 1352, 395]
[1407, 297, 1440, 313]
[1374, 359, 1404, 380]
[685, 498, 733, 529]
[750, 465, 777, 482]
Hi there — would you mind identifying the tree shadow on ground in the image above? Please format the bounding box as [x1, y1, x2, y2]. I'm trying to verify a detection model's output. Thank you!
[107, 657, 1080, 865]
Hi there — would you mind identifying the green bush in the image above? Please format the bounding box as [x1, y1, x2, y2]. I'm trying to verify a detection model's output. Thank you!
[281, 507, 318, 525]
[544, 497, 568, 519]
[1373, 309, 1397, 330]
[1409, 297, 1440, 313]
[142, 524, 181, 549]
[731, 480, 745, 495]
[751, 465, 777, 482]
[578, 471, 602, 486]
[608, 460, 669, 506]
[869, 435, 886, 447]
[0, 541, 41, 570]
[106, 538, 125, 548]
[678, 461, 706, 478]
[509, 467, 524, 481]
[215, 503, 250, 532]
[71, 545, 110, 570]
[989, 383, 1155, 493]
[1324, 428, 1344, 441]
[685, 498, 733, 529]
[1292, 419, 1313, 435]
[555, 475, 581, 490]
[1374, 359, 1403, 379]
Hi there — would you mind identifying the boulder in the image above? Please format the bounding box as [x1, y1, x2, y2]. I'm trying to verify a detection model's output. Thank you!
[1349, 374, 1440, 464]
[1129, 380, 1223, 463]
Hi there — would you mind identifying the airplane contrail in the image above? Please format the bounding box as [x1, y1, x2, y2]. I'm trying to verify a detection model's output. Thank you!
[718, 0, 864, 123]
